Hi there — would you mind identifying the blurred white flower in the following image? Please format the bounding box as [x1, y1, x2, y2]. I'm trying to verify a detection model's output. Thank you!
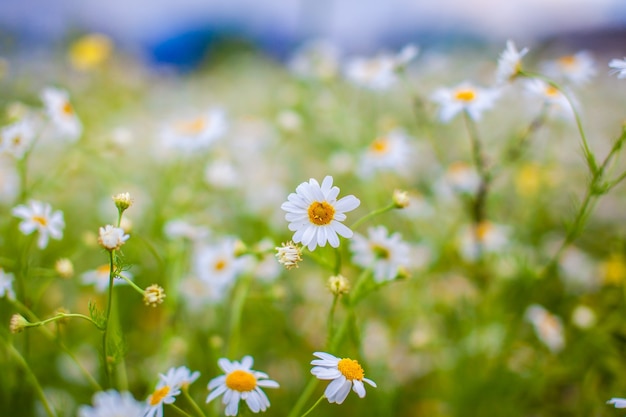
[288, 39, 341, 81]
[78, 390, 144, 417]
[442, 161, 482, 195]
[0, 269, 15, 299]
[571, 305, 596, 329]
[81, 264, 132, 293]
[495, 39, 528, 84]
[525, 304, 565, 353]
[524, 78, 573, 118]
[194, 237, 247, 298]
[281, 176, 360, 251]
[357, 129, 414, 178]
[310, 351, 377, 404]
[541, 51, 596, 85]
[458, 221, 509, 261]
[608, 398, 626, 409]
[431, 82, 499, 122]
[40, 86, 82, 141]
[344, 54, 398, 91]
[0, 118, 36, 158]
[609, 57, 626, 79]
[160, 108, 227, 155]
[206, 355, 279, 416]
[12, 200, 64, 249]
[350, 225, 411, 282]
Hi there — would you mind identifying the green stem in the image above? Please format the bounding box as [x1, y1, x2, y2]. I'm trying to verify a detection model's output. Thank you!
[351, 204, 395, 230]
[24, 313, 103, 331]
[168, 403, 194, 417]
[3, 336, 56, 417]
[183, 389, 208, 417]
[102, 250, 115, 387]
[462, 110, 490, 226]
[326, 295, 339, 347]
[300, 394, 326, 417]
[227, 273, 253, 357]
[286, 377, 320, 417]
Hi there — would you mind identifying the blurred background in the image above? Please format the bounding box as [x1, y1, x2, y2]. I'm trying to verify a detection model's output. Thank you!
[1, 0, 626, 70]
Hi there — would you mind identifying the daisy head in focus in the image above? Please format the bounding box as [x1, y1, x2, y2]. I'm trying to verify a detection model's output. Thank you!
[40, 86, 82, 142]
[525, 304, 565, 353]
[541, 51, 596, 85]
[495, 39, 528, 85]
[207, 355, 279, 416]
[78, 389, 145, 417]
[146, 366, 200, 417]
[350, 225, 411, 282]
[311, 351, 377, 404]
[12, 200, 64, 249]
[281, 176, 360, 251]
[609, 57, 626, 79]
[430, 81, 500, 123]
[160, 108, 227, 155]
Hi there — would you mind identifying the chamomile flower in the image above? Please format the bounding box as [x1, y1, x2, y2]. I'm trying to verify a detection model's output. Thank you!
[97, 225, 130, 251]
[281, 176, 360, 251]
[524, 79, 573, 118]
[194, 237, 248, 299]
[78, 390, 145, 417]
[350, 225, 411, 282]
[525, 304, 565, 353]
[607, 398, 626, 408]
[275, 241, 303, 270]
[1, 118, 36, 159]
[160, 108, 227, 155]
[206, 355, 279, 416]
[357, 129, 414, 178]
[495, 40, 528, 84]
[310, 352, 377, 404]
[0, 269, 16, 299]
[541, 51, 596, 85]
[609, 57, 626, 79]
[12, 200, 64, 249]
[344, 54, 398, 91]
[431, 82, 499, 122]
[40, 86, 82, 141]
[458, 221, 509, 261]
[146, 366, 198, 417]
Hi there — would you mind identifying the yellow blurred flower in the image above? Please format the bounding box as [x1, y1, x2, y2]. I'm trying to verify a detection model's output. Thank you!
[515, 163, 542, 197]
[601, 253, 626, 285]
[68, 33, 113, 71]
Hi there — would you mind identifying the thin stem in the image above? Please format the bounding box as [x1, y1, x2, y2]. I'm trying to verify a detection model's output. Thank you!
[183, 389, 208, 417]
[24, 313, 103, 331]
[326, 295, 339, 347]
[462, 110, 490, 226]
[351, 203, 395, 230]
[3, 336, 56, 417]
[102, 250, 115, 387]
[227, 273, 253, 358]
[300, 394, 326, 417]
[286, 377, 319, 417]
[168, 403, 194, 417]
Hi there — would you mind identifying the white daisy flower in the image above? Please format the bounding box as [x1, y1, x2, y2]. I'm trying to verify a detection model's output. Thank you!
[524, 78, 573, 119]
[609, 57, 626, 79]
[281, 176, 360, 251]
[394, 44, 419, 69]
[78, 389, 145, 417]
[458, 221, 509, 261]
[525, 304, 565, 353]
[350, 225, 411, 282]
[441, 161, 482, 196]
[431, 82, 500, 122]
[541, 51, 596, 85]
[97, 225, 130, 251]
[81, 264, 132, 293]
[275, 241, 303, 270]
[160, 108, 227, 155]
[0, 118, 36, 159]
[206, 355, 279, 416]
[357, 129, 414, 179]
[495, 39, 528, 84]
[288, 39, 341, 81]
[607, 398, 626, 408]
[146, 366, 196, 417]
[40, 86, 82, 141]
[194, 237, 248, 300]
[344, 54, 398, 91]
[12, 200, 64, 249]
[0, 269, 16, 300]
[310, 351, 377, 404]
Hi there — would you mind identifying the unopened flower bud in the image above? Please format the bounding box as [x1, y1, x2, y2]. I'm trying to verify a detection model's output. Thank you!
[328, 274, 350, 295]
[392, 189, 410, 209]
[10, 314, 29, 334]
[112, 192, 132, 213]
[55, 258, 74, 279]
[144, 284, 166, 307]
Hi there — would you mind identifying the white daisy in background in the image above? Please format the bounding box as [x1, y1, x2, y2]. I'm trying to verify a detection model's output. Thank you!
[81, 264, 132, 293]
[571, 305, 596, 329]
[495, 39, 528, 84]
[163, 218, 210, 242]
[0, 269, 16, 299]
[160, 108, 227, 155]
[431, 82, 500, 122]
[557, 246, 599, 294]
[541, 51, 596, 85]
[357, 129, 414, 178]
[40, 86, 82, 141]
[350, 225, 411, 282]
[206, 355, 279, 416]
[145, 367, 190, 417]
[393, 44, 419, 70]
[281, 176, 360, 251]
[193, 237, 248, 299]
[0, 158, 19, 204]
[310, 351, 377, 404]
[288, 39, 341, 81]
[78, 389, 145, 417]
[0, 118, 36, 159]
[12, 200, 64, 249]
[160, 366, 201, 390]
[458, 221, 509, 261]
[525, 304, 565, 353]
[204, 157, 241, 189]
[97, 225, 130, 251]
[344, 53, 398, 91]
[609, 57, 626, 79]
[607, 398, 626, 408]
[524, 78, 573, 119]
[441, 161, 482, 196]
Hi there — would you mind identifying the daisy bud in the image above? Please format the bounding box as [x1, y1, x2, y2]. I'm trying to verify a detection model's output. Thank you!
[233, 239, 248, 257]
[328, 274, 350, 295]
[112, 192, 132, 213]
[10, 314, 29, 334]
[98, 225, 130, 251]
[275, 241, 302, 270]
[55, 258, 74, 279]
[392, 189, 410, 208]
[144, 284, 166, 307]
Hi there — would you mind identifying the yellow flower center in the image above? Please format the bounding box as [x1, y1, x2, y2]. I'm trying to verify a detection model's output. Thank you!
[370, 137, 389, 154]
[475, 221, 492, 241]
[62, 102, 74, 116]
[13, 135, 22, 146]
[96, 264, 110, 275]
[176, 117, 207, 135]
[558, 55, 576, 67]
[308, 201, 335, 226]
[225, 369, 257, 392]
[32, 216, 48, 226]
[149, 385, 170, 406]
[371, 243, 390, 259]
[214, 259, 227, 271]
[545, 86, 559, 98]
[337, 358, 364, 381]
[454, 89, 476, 102]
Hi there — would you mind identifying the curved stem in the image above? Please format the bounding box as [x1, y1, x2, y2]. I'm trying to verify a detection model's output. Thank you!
[351, 204, 395, 230]
[300, 394, 326, 417]
[286, 377, 319, 417]
[183, 389, 208, 417]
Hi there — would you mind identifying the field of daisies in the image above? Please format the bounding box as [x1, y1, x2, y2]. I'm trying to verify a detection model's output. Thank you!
[2, 33, 626, 416]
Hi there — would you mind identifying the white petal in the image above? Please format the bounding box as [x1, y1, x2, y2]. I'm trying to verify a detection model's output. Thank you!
[330, 379, 352, 404]
[352, 379, 366, 397]
[334, 195, 360, 212]
[312, 352, 339, 362]
[245, 391, 261, 412]
[311, 367, 342, 379]
[331, 221, 353, 238]
[257, 379, 279, 388]
[325, 376, 348, 400]
[206, 384, 227, 403]
[363, 377, 377, 387]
